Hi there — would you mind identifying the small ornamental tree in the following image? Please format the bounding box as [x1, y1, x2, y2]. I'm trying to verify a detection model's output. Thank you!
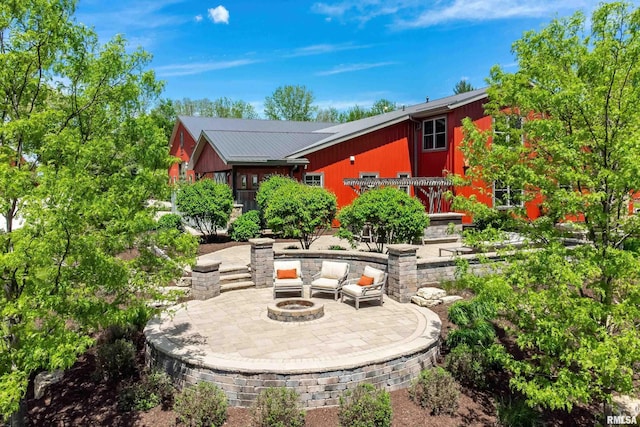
[338, 187, 429, 252]
[256, 175, 298, 226]
[453, 2, 640, 413]
[263, 181, 337, 249]
[176, 180, 233, 239]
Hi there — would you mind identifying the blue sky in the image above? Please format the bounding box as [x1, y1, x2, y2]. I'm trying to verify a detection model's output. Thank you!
[75, 1, 616, 115]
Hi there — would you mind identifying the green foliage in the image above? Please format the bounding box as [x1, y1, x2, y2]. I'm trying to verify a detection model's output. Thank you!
[256, 175, 298, 224]
[229, 210, 261, 241]
[338, 187, 429, 252]
[446, 300, 497, 348]
[496, 396, 543, 427]
[176, 180, 233, 238]
[0, 1, 197, 418]
[263, 179, 337, 249]
[251, 387, 305, 427]
[453, 79, 476, 94]
[95, 339, 137, 382]
[264, 85, 316, 121]
[408, 368, 460, 416]
[338, 383, 392, 427]
[329, 245, 347, 250]
[156, 213, 183, 231]
[453, 2, 640, 411]
[444, 344, 489, 389]
[173, 97, 258, 119]
[117, 369, 175, 412]
[149, 98, 177, 141]
[174, 382, 228, 427]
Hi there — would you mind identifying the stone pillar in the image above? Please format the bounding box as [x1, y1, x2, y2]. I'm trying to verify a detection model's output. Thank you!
[191, 260, 221, 300]
[387, 244, 418, 303]
[250, 238, 275, 288]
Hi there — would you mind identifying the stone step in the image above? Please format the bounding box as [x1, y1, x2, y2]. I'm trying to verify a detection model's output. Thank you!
[221, 281, 255, 293]
[220, 272, 252, 284]
[220, 264, 251, 275]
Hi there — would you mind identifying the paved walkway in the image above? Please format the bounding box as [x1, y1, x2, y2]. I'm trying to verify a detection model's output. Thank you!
[198, 234, 464, 268]
[145, 287, 441, 373]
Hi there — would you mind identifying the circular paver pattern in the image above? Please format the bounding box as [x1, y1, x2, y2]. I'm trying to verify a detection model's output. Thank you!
[145, 287, 441, 374]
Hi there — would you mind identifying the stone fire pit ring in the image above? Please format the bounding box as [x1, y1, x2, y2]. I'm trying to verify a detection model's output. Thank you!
[267, 298, 324, 322]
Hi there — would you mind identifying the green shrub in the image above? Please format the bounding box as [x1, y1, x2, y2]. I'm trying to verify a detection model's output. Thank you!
[329, 245, 347, 250]
[95, 339, 137, 381]
[496, 396, 542, 427]
[408, 368, 460, 416]
[118, 369, 176, 412]
[174, 382, 228, 427]
[338, 383, 392, 427]
[444, 344, 488, 388]
[176, 180, 233, 238]
[157, 213, 183, 231]
[229, 210, 261, 241]
[251, 387, 305, 427]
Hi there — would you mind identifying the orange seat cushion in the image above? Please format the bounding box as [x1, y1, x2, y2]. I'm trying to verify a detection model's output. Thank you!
[357, 275, 374, 286]
[277, 269, 298, 279]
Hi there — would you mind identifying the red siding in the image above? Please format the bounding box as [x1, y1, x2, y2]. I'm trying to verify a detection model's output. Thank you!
[193, 142, 229, 174]
[305, 122, 412, 208]
[168, 122, 197, 182]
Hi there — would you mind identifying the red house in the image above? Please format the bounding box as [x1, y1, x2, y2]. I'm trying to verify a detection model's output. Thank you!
[169, 88, 518, 221]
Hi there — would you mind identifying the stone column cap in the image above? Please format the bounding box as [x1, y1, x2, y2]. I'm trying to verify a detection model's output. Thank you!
[193, 260, 221, 273]
[387, 244, 418, 255]
[249, 238, 276, 247]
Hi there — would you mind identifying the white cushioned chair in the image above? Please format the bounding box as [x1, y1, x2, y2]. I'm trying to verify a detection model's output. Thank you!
[341, 266, 387, 309]
[273, 260, 303, 298]
[309, 261, 350, 300]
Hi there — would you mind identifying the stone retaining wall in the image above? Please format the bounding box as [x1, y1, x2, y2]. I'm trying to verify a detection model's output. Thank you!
[416, 253, 503, 285]
[146, 339, 439, 408]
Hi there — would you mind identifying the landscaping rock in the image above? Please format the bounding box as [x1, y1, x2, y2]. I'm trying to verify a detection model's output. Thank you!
[440, 295, 463, 304]
[612, 395, 640, 418]
[176, 276, 192, 287]
[416, 287, 446, 300]
[34, 370, 64, 400]
[411, 295, 442, 307]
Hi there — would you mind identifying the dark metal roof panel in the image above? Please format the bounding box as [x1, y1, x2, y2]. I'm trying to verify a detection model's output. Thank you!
[202, 130, 331, 161]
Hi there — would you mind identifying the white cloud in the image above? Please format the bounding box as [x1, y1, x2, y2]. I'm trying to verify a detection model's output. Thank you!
[155, 59, 257, 77]
[311, 0, 593, 28]
[286, 43, 374, 57]
[208, 5, 230, 24]
[316, 62, 396, 76]
[194, 14, 203, 22]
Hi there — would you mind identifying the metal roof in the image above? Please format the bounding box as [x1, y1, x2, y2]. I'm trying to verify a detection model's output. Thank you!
[179, 116, 333, 140]
[201, 130, 332, 163]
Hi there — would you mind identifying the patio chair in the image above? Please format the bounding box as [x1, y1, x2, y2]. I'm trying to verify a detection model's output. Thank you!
[273, 260, 304, 298]
[341, 265, 387, 309]
[309, 261, 350, 300]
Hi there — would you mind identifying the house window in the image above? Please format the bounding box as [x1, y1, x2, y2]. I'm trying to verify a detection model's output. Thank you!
[398, 173, 411, 194]
[240, 175, 247, 189]
[422, 117, 447, 151]
[179, 130, 184, 149]
[493, 115, 524, 145]
[493, 180, 523, 208]
[251, 175, 259, 188]
[303, 173, 323, 187]
[360, 172, 378, 190]
[178, 162, 186, 180]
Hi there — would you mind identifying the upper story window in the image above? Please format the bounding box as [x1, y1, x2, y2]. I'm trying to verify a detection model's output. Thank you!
[179, 130, 184, 149]
[303, 173, 323, 187]
[422, 117, 447, 151]
[493, 115, 524, 146]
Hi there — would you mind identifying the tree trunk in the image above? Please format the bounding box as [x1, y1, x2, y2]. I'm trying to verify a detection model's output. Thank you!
[8, 398, 26, 427]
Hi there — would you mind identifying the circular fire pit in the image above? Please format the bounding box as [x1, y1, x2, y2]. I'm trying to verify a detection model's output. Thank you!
[267, 298, 324, 322]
